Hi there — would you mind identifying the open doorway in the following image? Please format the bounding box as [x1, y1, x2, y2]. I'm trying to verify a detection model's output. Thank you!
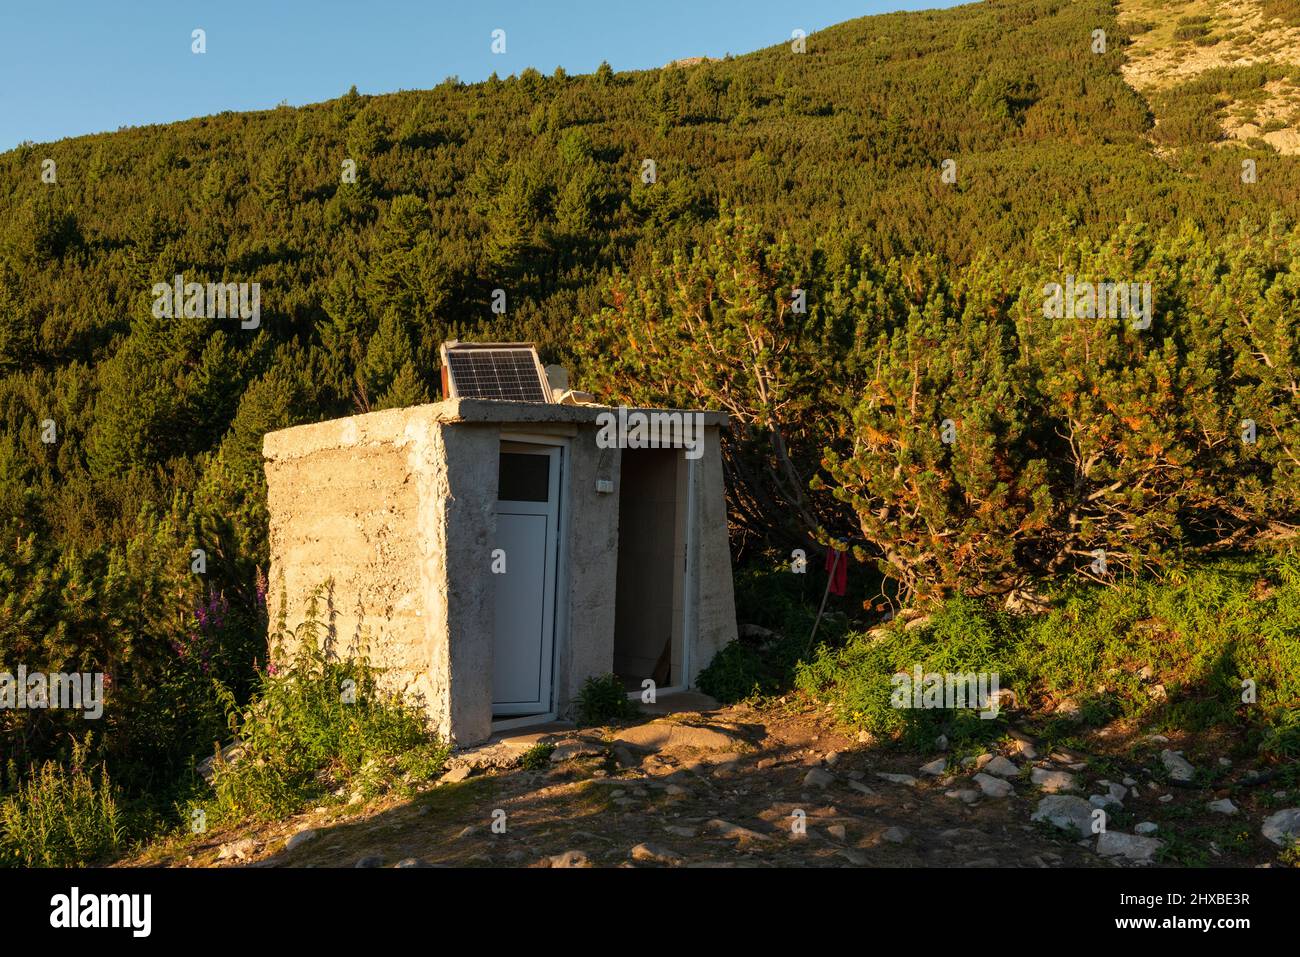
[613, 448, 688, 693]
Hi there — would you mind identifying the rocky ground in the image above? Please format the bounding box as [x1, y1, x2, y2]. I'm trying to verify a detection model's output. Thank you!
[127, 696, 1300, 869]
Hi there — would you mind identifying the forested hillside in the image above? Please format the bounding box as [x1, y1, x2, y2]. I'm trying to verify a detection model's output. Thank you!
[2, 0, 1300, 851]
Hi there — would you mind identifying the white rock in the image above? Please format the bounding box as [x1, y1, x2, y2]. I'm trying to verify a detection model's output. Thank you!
[1108, 782, 1128, 803]
[919, 758, 947, 776]
[881, 826, 909, 844]
[285, 829, 318, 851]
[1030, 796, 1095, 838]
[875, 772, 918, 786]
[804, 768, 836, 789]
[1158, 794, 1173, 803]
[1134, 821, 1159, 835]
[1089, 794, 1121, 809]
[974, 773, 1014, 799]
[1031, 767, 1077, 793]
[1160, 749, 1195, 783]
[1096, 831, 1162, 861]
[1261, 808, 1300, 846]
[1206, 798, 1238, 816]
[984, 755, 1020, 778]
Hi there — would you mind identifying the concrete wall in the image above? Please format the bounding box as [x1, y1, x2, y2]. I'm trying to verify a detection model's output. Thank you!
[687, 425, 739, 685]
[265, 408, 443, 723]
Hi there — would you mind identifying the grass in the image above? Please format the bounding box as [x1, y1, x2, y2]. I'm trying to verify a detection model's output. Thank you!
[708, 551, 1300, 757]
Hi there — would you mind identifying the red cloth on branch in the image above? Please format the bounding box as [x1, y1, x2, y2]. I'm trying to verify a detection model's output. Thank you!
[825, 549, 847, 596]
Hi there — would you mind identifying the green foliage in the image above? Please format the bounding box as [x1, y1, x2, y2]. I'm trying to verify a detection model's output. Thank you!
[574, 674, 636, 726]
[0, 738, 125, 867]
[519, 742, 555, 770]
[795, 551, 1300, 754]
[697, 564, 849, 703]
[205, 586, 449, 823]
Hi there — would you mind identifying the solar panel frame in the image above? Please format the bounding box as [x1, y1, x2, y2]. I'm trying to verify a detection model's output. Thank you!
[440, 341, 554, 403]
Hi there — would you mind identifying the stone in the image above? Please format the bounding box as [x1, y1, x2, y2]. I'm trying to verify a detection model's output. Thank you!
[1261, 808, 1300, 847]
[875, 772, 918, 787]
[285, 829, 318, 851]
[919, 758, 947, 776]
[804, 768, 836, 789]
[612, 722, 739, 753]
[1134, 822, 1159, 835]
[1031, 767, 1077, 793]
[1206, 798, 1239, 815]
[945, 788, 980, 805]
[1030, 796, 1095, 838]
[1160, 749, 1195, 783]
[973, 773, 1013, 799]
[1054, 699, 1082, 721]
[612, 745, 639, 768]
[1108, 783, 1128, 803]
[881, 826, 909, 844]
[1089, 794, 1120, 809]
[984, 755, 1020, 778]
[935, 734, 949, 751]
[707, 819, 769, 842]
[663, 825, 697, 838]
[1158, 794, 1173, 803]
[1096, 831, 1162, 862]
[550, 741, 606, 763]
[756, 757, 777, 770]
[961, 753, 993, 771]
[548, 850, 591, 868]
[838, 847, 871, 865]
[857, 730, 876, 744]
[395, 857, 431, 868]
[848, 781, 876, 796]
[216, 838, 258, 861]
[826, 824, 847, 842]
[631, 842, 682, 865]
[824, 751, 842, 767]
[354, 855, 385, 868]
[438, 765, 472, 784]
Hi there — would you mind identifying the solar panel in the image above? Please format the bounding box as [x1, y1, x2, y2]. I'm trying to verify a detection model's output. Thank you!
[440, 342, 553, 403]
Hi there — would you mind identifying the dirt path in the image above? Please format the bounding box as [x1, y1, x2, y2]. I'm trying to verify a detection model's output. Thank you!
[125, 697, 1295, 869]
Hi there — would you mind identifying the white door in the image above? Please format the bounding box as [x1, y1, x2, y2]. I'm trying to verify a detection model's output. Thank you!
[492, 444, 561, 716]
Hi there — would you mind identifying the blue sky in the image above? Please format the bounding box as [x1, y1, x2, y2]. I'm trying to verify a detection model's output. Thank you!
[0, 0, 960, 152]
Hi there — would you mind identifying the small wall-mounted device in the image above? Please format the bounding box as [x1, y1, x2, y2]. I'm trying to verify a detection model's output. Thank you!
[595, 479, 614, 494]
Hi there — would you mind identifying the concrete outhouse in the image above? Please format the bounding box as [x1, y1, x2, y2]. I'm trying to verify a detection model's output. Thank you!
[262, 397, 737, 746]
